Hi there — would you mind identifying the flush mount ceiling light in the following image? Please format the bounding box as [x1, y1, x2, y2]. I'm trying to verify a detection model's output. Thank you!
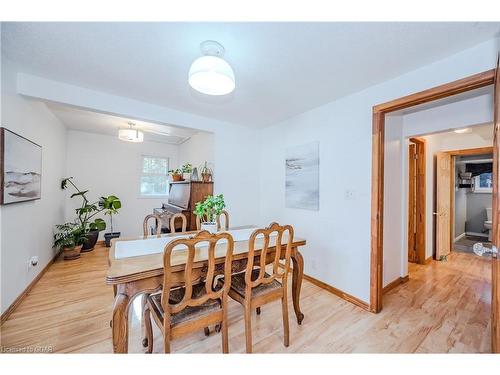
[454, 128, 471, 134]
[119, 122, 144, 142]
[188, 40, 235, 96]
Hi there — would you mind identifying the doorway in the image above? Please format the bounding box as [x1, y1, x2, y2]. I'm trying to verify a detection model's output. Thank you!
[369, 66, 500, 352]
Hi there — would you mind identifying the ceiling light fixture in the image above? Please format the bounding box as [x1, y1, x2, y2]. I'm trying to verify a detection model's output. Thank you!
[188, 40, 235, 96]
[454, 128, 471, 134]
[118, 122, 144, 142]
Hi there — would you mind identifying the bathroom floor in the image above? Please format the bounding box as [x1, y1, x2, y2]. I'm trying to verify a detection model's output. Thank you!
[454, 235, 491, 255]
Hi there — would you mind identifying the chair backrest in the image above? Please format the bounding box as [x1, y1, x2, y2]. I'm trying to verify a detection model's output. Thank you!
[143, 214, 162, 236]
[161, 230, 234, 316]
[244, 222, 294, 292]
[216, 210, 230, 231]
[195, 210, 229, 231]
[169, 213, 187, 233]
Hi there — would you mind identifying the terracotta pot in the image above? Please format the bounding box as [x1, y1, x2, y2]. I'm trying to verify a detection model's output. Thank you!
[63, 245, 82, 260]
[172, 174, 183, 182]
[201, 173, 212, 183]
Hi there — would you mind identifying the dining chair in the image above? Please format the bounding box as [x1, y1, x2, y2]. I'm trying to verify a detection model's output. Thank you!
[169, 213, 187, 233]
[143, 214, 162, 236]
[216, 210, 230, 231]
[195, 210, 230, 231]
[143, 230, 235, 353]
[217, 222, 294, 353]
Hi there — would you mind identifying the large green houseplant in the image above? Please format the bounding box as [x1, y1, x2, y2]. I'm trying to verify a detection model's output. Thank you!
[61, 177, 121, 251]
[100, 195, 122, 247]
[53, 222, 88, 260]
[193, 194, 225, 233]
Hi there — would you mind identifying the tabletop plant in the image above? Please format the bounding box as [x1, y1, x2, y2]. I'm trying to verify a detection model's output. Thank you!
[181, 163, 193, 174]
[169, 168, 183, 181]
[200, 161, 213, 182]
[194, 194, 225, 226]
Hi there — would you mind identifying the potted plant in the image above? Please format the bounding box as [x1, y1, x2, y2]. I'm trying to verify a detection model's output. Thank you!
[169, 168, 184, 182]
[61, 177, 120, 251]
[53, 222, 87, 260]
[181, 163, 193, 181]
[194, 194, 225, 233]
[200, 161, 213, 183]
[100, 195, 122, 247]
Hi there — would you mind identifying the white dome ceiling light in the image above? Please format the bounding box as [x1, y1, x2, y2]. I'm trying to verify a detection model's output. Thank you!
[188, 40, 235, 96]
[118, 122, 144, 143]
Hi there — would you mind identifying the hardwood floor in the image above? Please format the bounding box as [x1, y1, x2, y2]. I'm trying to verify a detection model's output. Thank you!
[0, 245, 491, 353]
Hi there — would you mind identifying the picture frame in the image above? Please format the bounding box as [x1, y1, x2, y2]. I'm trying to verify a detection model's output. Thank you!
[0, 127, 42, 205]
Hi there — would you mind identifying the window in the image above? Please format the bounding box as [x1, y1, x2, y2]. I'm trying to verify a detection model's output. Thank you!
[140, 156, 169, 197]
[473, 172, 492, 193]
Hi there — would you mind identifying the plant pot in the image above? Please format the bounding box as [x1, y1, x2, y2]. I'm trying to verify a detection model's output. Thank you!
[63, 245, 82, 260]
[172, 174, 183, 182]
[104, 232, 121, 247]
[201, 173, 212, 183]
[182, 172, 191, 181]
[81, 229, 99, 252]
[201, 222, 217, 234]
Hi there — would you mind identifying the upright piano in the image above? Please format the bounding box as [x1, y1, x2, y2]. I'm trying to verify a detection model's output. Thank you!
[153, 181, 213, 233]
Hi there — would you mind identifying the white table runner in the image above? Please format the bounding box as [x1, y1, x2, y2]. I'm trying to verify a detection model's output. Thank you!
[114, 227, 274, 260]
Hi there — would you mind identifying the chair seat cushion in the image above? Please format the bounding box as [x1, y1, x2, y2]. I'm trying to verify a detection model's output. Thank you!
[226, 269, 282, 298]
[148, 283, 221, 327]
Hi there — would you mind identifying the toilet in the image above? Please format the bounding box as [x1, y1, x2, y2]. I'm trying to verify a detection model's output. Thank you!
[484, 208, 492, 242]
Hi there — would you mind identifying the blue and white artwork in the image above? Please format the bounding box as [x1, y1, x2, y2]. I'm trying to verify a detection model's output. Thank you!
[285, 141, 319, 210]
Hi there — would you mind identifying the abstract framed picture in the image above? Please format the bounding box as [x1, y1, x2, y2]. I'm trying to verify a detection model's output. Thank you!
[285, 141, 319, 210]
[0, 127, 42, 205]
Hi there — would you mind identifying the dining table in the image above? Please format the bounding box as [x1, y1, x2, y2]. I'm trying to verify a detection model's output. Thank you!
[106, 225, 306, 353]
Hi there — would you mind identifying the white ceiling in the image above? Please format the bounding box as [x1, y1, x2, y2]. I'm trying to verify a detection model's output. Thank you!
[2, 22, 500, 128]
[46, 102, 200, 144]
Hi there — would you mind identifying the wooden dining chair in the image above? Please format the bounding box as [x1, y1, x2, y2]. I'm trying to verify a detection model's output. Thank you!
[216, 210, 230, 231]
[169, 213, 187, 233]
[143, 214, 162, 236]
[143, 230, 234, 353]
[195, 210, 229, 231]
[217, 222, 294, 353]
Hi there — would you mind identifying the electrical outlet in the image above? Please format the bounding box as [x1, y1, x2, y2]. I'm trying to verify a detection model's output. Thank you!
[345, 189, 356, 200]
[28, 256, 39, 270]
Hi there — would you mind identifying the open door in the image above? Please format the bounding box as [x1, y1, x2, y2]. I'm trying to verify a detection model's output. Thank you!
[408, 138, 426, 263]
[436, 152, 452, 259]
[492, 55, 500, 353]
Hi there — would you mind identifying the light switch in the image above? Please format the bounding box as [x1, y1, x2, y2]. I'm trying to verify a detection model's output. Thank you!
[345, 189, 356, 200]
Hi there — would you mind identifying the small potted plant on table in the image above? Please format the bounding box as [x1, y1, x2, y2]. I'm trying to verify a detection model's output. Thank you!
[200, 161, 212, 183]
[181, 163, 193, 181]
[194, 194, 225, 233]
[53, 222, 87, 260]
[169, 168, 184, 182]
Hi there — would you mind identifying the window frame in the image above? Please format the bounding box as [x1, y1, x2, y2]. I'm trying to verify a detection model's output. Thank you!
[473, 172, 493, 194]
[139, 155, 170, 199]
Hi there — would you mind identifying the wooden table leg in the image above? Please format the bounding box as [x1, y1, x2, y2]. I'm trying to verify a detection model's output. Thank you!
[291, 248, 305, 325]
[112, 290, 130, 353]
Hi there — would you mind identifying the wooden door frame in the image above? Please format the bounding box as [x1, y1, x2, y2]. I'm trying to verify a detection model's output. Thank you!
[370, 69, 496, 314]
[445, 146, 494, 255]
[408, 137, 426, 264]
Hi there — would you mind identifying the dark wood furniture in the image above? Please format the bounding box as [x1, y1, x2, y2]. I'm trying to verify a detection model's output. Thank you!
[217, 222, 294, 353]
[154, 181, 213, 232]
[143, 231, 234, 353]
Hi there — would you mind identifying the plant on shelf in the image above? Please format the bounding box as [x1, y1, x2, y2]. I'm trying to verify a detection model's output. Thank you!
[169, 168, 184, 182]
[181, 163, 193, 181]
[61, 177, 121, 251]
[99, 195, 122, 247]
[193, 194, 225, 233]
[53, 222, 88, 260]
[200, 161, 213, 183]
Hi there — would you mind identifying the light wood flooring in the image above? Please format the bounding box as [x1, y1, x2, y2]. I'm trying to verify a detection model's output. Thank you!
[0, 245, 492, 353]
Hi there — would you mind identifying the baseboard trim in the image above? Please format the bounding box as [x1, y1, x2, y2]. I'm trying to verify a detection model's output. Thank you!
[454, 232, 466, 242]
[382, 275, 409, 294]
[424, 256, 433, 264]
[303, 273, 370, 311]
[1, 250, 61, 324]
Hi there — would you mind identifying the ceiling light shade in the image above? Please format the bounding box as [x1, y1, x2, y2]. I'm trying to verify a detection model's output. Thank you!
[119, 126, 144, 142]
[454, 128, 470, 134]
[188, 41, 235, 96]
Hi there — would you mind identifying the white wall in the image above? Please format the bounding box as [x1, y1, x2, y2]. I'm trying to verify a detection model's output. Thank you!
[1, 57, 67, 314]
[259, 38, 498, 303]
[177, 132, 215, 174]
[65, 130, 180, 238]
